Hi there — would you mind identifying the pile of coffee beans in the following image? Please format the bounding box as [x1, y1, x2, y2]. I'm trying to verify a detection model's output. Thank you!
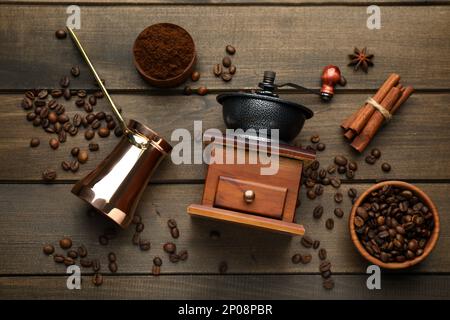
[43, 237, 106, 287]
[354, 185, 434, 263]
[213, 45, 237, 82]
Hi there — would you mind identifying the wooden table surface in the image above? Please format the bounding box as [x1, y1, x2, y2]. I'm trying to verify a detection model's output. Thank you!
[1, 0, 450, 300]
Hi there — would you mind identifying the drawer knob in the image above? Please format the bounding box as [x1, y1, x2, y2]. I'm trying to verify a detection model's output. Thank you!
[243, 190, 255, 203]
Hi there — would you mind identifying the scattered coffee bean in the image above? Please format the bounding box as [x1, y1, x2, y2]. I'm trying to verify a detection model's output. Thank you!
[49, 138, 59, 150]
[323, 278, 335, 290]
[348, 161, 358, 171]
[71, 147, 80, 157]
[301, 235, 313, 248]
[132, 232, 140, 246]
[54, 254, 65, 263]
[334, 155, 348, 166]
[152, 265, 161, 276]
[225, 45, 236, 55]
[327, 165, 337, 174]
[222, 56, 232, 67]
[334, 208, 344, 218]
[70, 160, 79, 173]
[365, 155, 376, 165]
[169, 253, 180, 263]
[98, 127, 110, 138]
[60, 76, 70, 88]
[337, 166, 346, 174]
[163, 242, 176, 254]
[77, 245, 87, 258]
[89, 143, 99, 151]
[64, 257, 75, 266]
[219, 261, 228, 274]
[313, 205, 324, 219]
[179, 250, 188, 261]
[229, 65, 237, 75]
[153, 257, 163, 267]
[108, 262, 118, 273]
[318, 248, 327, 260]
[136, 223, 145, 233]
[183, 86, 192, 95]
[88, 95, 97, 106]
[310, 135, 320, 143]
[306, 189, 316, 200]
[334, 192, 343, 203]
[92, 273, 103, 286]
[325, 218, 334, 230]
[301, 254, 312, 264]
[171, 227, 180, 239]
[197, 86, 208, 96]
[85, 129, 95, 140]
[43, 244, 55, 255]
[191, 71, 200, 82]
[316, 143, 326, 151]
[371, 148, 381, 159]
[381, 162, 391, 172]
[67, 250, 78, 259]
[30, 137, 40, 148]
[313, 240, 320, 249]
[58, 130, 67, 143]
[77, 150, 88, 164]
[221, 72, 232, 82]
[213, 64, 222, 77]
[330, 177, 341, 188]
[42, 169, 57, 181]
[80, 258, 92, 268]
[70, 65, 80, 77]
[346, 170, 355, 179]
[315, 185, 324, 196]
[167, 219, 177, 229]
[348, 188, 358, 199]
[291, 254, 302, 264]
[55, 29, 67, 39]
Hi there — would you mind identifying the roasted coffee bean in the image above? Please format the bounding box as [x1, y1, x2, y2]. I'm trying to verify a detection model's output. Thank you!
[48, 111, 58, 124]
[179, 250, 188, 261]
[99, 235, 108, 246]
[132, 215, 141, 225]
[167, 219, 177, 229]
[348, 188, 357, 199]
[43, 244, 55, 255]
[219, 261, 228, 274]
[325, 218, 334, 230]
[75, 90, 87, 99]
[306, 189, 316, 200]
[163, 242, 176, 254]
[49, 138, 59, 150]
[365, 155, 376, 164]
[321, 177, 330, 186]
[225, 45, 236, 55]
[54, 254, 65, 263]
[371, 148, 381, 159]
[67, 250, 78, 259]
[346, 170, 355, 179]
[114, 127, 123, 137]
[291, 253, 302, 264]
[64, 257, 75, 266]
[51, 89, 63, 98]
[170, 227, 180, 239]
[59, 237, 72, 249]
[301, 235, 313, 248]
[30, 137, 40, 148]
[39, 106, 49, 119]
[318, 248, 327, 260]
[313, 205, 324, 219]
[183, 86, 192, 95]
[310, 135, 320, 143]
[91, 119, 101, 130]
[138, 239, 151, 251]
[221, 72, 232, 82]
[41, 118, 50, 129]
[334, 192, 343, 203]
[107, 121, 116, 130]
[334, 208, 344, 218]
[63, 89, 71, 100]
[132, 232, 140, 245]
[42, 169, 57, 181]
[92, 259, 101, 272]
[80, 258, 92, 268]
[45, 126, 55, 134]
[301, 254, 312, 264]
[108, 261, 118, 273]
[381, 162, 391, 172]
[98, 127, 110, 138]
[135, 222, 145, 233]
[84, 102, 93, 113]
[153, 257, 163, 267]
[313, 240, 320, 250]
[25, 91, 35, 100]
[191, 71, 200, 82]
[54, 122, 62, 133]
[318, 168, 327, 179]
[56, 131, 66, 145]
[85, 129, 95, 140]
[92, 273, 103, 286]
[319, 260, 332, 273]
[35, 99, 46, 107]
[197, 86, 208, 96]
[337, 165, 346, 174]
[70, 65, 80, 77]
[229, 65, 237, 75]
[37, 89, 48, 99]
[68, 125, 78, 136]
[348, 161, 358, 171]
[89, 143, 99, 151]
[58, 113, 69, 123]
[70, 147, 80, 157]
[55, 29, 67, 39]
[60, 76, 70, 88]
[26, 112, 37, 121]
[334, 155, 348, 166]
[87, 95, 96, 106]
[152, 265, 161, 276]
[75, 98, 85, 107]
[21, 97, 33, 110]
[55, 104, 65, 115]
[213, 64, 222, 77]
[323, 278, 335, 290]
[77, 245, 87, 258]
[315, 185, 324, 196]
[330, 177, 341, 188]
[327, 165, 336, 174]
[77, 150, 88, 164]
[316, 143, 326, 151]
[70, 160, 80, 173]
[222, 56, 232, 67]
[32, 116, 42, 126]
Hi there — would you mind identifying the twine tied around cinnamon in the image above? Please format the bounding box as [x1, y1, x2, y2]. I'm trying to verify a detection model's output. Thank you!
[365, 97, 392, 122]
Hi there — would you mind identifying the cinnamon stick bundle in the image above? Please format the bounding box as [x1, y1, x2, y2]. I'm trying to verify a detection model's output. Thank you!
[340, 74, 413, 153]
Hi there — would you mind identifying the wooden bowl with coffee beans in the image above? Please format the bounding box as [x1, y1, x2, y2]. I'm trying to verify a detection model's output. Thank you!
[349, 181, 439, 269]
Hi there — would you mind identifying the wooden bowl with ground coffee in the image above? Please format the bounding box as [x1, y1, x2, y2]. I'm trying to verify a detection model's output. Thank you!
[133, 23, 196, 88]
[349, 181, 439, 269]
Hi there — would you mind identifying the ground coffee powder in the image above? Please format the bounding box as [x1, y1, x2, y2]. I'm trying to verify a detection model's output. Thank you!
[133, 23, 195, 80]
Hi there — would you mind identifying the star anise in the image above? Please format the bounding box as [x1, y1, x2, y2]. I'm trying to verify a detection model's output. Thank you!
[348, 47, 374, 73]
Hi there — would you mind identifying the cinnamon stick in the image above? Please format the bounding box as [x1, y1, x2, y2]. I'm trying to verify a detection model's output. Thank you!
[391, 86, 414, 115]
[350, 86, 403, 152]
[341, 73, 400, 133]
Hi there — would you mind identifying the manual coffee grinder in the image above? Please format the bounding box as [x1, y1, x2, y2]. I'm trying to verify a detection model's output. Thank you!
[67, 28, 172, 228]
[187, 71, 321, 236]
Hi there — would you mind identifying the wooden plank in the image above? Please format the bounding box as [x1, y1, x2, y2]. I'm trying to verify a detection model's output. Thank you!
[5, 0, 450, 4]
[0, 93, 449, 181]
[1, 5, 450, 90]
[0, 183, 448, 275]
[1, 274, 450, 299]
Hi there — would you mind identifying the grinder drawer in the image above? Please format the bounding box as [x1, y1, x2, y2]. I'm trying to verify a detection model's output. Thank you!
[214, 176, 287, 219]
